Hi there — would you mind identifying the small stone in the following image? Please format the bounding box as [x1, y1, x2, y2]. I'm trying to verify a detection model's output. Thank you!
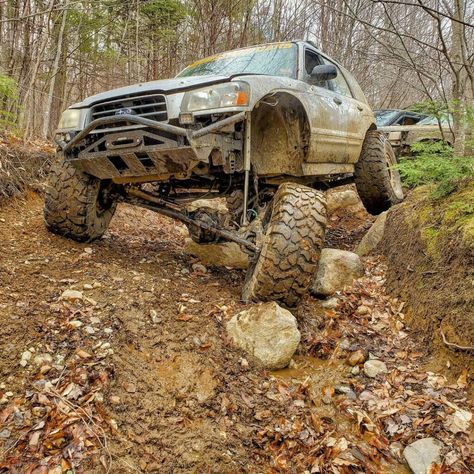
[84, 247, 93, 254]
[192, 263, 207, 273]
[33, 353, 53, 365]
[363, 359, 388, 378]
[5, 392, 13, 397]
[0, 428, 11, 439]
[110, 395, 121, 405]
[322, 297, 339, 309]
[40, 365, 52, 375]
[21, 350, 32, 361]
[351, 366, 360, 375]
[60, 289, 83, 301]
[150, 309, 161, 323]
[240, 358, 249, 368]
[83, 283, 93, 290]
[84, 326, 95, 335]
[92, 281, 102, 289]
[104, 328, 113, 334]
[403, 437, 444, 474]
[20, 359, 28, 367]
[124, 383, 136, 393]
[68, 320, 83, 328]
[76, 348, 92, 359]
[347, 350, 366, 366]
[339, 338, 351, 350]
[356, 305, 370, 315]
[90, 317, 100, 324]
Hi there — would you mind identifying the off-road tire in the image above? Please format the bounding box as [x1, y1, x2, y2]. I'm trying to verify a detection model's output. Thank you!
[242, 183, 327, 308]
[44, 160, 117, 242]
[354, 130, 404, 215]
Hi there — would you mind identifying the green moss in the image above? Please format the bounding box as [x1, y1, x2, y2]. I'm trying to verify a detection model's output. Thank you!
[406, 180, 474, 259]
[421, 227, 441, 259]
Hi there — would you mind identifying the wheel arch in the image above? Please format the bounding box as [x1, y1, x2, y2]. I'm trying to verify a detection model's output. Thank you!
[249, 91, 310, 176]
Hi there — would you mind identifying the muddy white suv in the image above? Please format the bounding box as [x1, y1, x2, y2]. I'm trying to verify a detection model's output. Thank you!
[45, 41, 403, 307]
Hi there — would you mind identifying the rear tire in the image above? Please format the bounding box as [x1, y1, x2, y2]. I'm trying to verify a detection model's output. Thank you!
[44, 160, 117, 242]
[242, 183, 327, 308]
[354, 130, 404, 215]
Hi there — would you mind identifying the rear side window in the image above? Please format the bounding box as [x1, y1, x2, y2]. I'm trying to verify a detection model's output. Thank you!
[339, 65, 368, 103]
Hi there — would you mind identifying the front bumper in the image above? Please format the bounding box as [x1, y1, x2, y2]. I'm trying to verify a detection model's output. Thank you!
[58, 112, 246, 181]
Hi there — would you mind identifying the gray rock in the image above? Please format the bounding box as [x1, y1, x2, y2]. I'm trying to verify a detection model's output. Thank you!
[33, 353, 53, 365]
[363, 359, 388, 378]
[403, 437, 444, 474]
[186, 198, 228, 213]
[60, 289, 84, 301]
[311, 248, 364, 296]
[356, 211, 388, 256]
[226, 302, 300, 370]
[0, 428, 11, 439]
[185, 238, 248, 269]
[191, 262, 207, 273]
[322, 297, 339, 309]
[326, 188, 362, 214]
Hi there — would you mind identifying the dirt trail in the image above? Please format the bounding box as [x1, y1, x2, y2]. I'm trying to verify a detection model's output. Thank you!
[0, 194, 472, 473]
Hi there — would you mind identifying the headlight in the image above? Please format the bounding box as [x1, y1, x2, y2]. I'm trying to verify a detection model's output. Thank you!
[57, 108, 88, 130]
[182, 82, 250, 113]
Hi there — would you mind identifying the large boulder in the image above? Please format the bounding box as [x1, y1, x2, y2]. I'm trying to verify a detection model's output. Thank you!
[226, 302, 300, 369]
[356, 211, 387, 256]
[311, 248, 364, 296]
[326, 188, 363, 214]
[403, 437, 444, 474]
[184, 238, 248, 269]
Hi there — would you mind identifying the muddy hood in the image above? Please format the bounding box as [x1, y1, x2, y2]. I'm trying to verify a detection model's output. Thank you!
[70, 75, 231, 109]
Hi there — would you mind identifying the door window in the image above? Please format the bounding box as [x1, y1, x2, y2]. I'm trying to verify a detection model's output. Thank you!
[325, 61, 353, 98]
[303, 49, 330, 89]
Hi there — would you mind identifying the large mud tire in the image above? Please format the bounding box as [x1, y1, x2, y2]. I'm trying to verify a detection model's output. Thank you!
[242, 183, 327, 308]
[44, 160, 117, 242]
[354, 130, 404, 215]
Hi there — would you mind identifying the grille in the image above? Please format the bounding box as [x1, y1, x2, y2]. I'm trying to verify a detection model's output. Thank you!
[90, 93, 167, 133]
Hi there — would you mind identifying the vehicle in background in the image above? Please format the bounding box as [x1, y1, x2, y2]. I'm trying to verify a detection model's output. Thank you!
[375, 109, 428, 127]
[378, 115, 454, 157]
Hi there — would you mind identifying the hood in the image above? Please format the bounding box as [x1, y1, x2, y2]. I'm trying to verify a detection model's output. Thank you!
[70, 75, 231, 109]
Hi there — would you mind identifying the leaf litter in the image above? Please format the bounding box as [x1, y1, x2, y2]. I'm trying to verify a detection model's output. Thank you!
[0, 195, 472, 473]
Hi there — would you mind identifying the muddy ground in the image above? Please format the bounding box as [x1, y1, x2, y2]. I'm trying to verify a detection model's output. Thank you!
[0, 193, 472, 473]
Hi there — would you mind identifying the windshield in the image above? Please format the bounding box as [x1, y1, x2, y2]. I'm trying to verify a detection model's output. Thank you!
[417, 115, 452, 126]
[375, 110, 400, 126]
[177, 43, 297, 79]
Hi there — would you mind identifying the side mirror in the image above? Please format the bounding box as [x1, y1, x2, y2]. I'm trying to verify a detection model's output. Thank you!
[310, 64, 337, 82]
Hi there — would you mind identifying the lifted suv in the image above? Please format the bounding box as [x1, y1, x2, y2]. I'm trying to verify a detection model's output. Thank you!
[45, 41, 403, 307]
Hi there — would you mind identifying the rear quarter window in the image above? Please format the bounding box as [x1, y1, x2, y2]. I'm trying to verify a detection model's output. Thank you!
[340, 67, 368, 104]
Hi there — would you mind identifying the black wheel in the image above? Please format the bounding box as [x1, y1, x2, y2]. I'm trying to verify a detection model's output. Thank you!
[44, 160, 117, 242]
[242, 183, 327, 308]
[354, 130, 404, 215]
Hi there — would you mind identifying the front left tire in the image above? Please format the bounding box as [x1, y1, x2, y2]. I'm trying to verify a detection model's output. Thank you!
[44, 160, 117, 242]
[242, 182, 327, 308]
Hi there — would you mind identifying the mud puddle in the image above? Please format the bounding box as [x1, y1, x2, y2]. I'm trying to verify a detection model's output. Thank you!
[272, 355, 411, 474]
